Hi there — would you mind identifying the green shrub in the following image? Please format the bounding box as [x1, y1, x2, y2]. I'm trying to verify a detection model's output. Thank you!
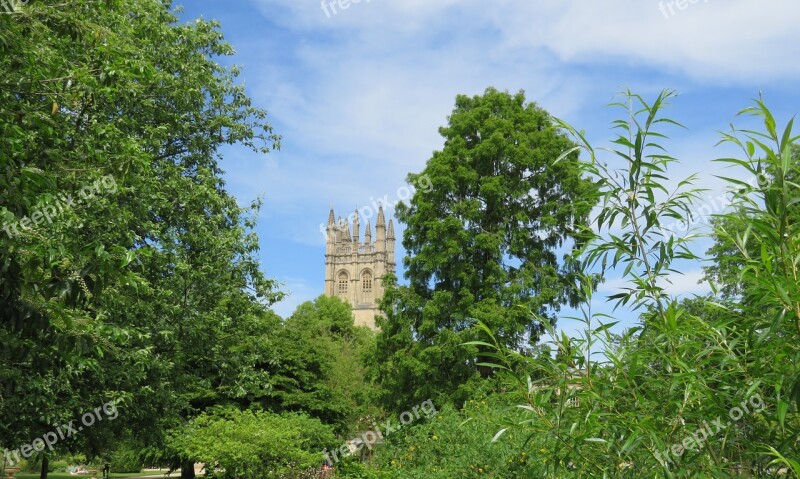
[110, 444, 143, 473]
[167, 407, 336, 479]
[361, 400, 536, 478]
[16, 458, 32, 472]
[22, 456, 70, 473]
[333, 456, 391, 479]
[48, 460, 69, 473]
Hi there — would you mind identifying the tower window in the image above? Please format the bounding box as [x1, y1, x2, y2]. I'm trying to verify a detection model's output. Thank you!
[362, 271, 373, 303]
[338, 272, 348, 297]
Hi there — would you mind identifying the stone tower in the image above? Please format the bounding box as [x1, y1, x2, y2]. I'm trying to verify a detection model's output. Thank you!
[324, 206, 395, 330]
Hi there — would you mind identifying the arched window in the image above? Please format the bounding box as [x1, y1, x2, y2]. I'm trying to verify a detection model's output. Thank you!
[337, 272, 348, 297]
[361, 271, 373, 303]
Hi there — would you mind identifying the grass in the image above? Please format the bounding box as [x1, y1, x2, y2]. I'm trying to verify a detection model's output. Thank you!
[14, 470, 171, 479]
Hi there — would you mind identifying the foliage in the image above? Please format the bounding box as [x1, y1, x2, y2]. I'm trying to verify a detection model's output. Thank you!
[109, 443, 143, 473]
[166, 408, 335, 479]
[266, 296, 381, 436]
[703, 145, 800, 300]
[471, 90, 800, 477]
[4, 0, 798, 473]
[0, 0, 282, 475]
[332, 457, 391, 479]
[372, 87, 598, 411]
[715, 105, 800, 337]
[363, 397, 539, 479]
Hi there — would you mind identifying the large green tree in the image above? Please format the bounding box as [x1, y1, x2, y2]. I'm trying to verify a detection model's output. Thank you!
[0, 1, 282, 477]
[272, 296, 381, 435]
[372, 88, 597, 410]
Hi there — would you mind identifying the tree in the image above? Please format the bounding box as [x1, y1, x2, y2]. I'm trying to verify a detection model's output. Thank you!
[372, 88, 597, 410]
[0, 2, 282, 478]
[270, 296, 381, 435]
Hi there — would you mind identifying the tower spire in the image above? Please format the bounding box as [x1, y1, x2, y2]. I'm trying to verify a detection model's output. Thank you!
[376, 205, 386, 252]
[387, 219, 395, 268]
[353, 208, 360, 244]
[376, 204, 385, 227]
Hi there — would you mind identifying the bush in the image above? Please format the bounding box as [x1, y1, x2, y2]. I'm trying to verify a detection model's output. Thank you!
[361, 399, 536, 479]
[110, 444, 143, 473]
[333, 456, 391, 479]
[22, 456, 70, 473]
[48, 460, 69, 473]
[167, 407, 336, 479]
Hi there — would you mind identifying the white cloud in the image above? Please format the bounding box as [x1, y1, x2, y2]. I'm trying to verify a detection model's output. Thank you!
[523, 0, 800, 82]
[253, 0, 800, 82]
[660, 269, 710, 296]
[241, 0, 799, 228]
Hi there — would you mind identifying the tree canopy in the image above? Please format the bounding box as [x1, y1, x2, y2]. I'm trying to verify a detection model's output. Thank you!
[1, 1, 282, 476]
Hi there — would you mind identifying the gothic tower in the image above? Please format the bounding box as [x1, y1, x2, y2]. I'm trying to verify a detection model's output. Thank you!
[324, 206, 395, 330]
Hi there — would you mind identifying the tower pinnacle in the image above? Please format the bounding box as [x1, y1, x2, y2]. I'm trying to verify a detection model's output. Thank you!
[353, 208, 360, 244]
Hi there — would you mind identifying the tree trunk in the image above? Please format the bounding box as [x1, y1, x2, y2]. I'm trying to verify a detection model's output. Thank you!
[180, 461, 195, 479]
[40, 455, 49, 479]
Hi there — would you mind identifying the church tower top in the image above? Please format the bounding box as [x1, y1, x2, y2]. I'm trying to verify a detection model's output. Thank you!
[324, 206, 395, 330]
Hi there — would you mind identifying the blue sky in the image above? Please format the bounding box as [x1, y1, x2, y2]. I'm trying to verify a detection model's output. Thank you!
[177, 0, 800, 340]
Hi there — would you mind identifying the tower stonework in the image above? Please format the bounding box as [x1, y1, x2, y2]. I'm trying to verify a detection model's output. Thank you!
[324, 206, 395, 330]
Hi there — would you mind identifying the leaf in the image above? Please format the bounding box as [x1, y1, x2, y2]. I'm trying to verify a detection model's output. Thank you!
[120, 250, 137, 267]
[585, 438, 607, 443]
[594, 321, 619, 334]
[491, 428, 508, 443]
